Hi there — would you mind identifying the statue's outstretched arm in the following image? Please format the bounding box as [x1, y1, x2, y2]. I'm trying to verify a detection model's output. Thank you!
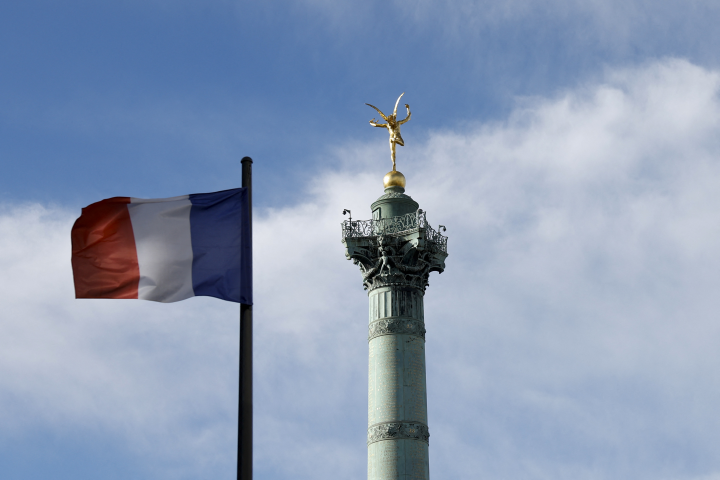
[398, 104, 412, 125]
[369, 119, 388, 128]
[365, 103, 389, 122]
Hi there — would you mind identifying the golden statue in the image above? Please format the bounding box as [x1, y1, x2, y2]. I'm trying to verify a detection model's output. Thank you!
[366, 93, 411, 172]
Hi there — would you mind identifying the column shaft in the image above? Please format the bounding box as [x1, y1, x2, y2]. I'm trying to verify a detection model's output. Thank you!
[367, 286, 429, 480]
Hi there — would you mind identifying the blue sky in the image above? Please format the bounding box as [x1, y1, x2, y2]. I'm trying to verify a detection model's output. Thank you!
[5, 0, 720, 206]
[2, 1, 720, 479]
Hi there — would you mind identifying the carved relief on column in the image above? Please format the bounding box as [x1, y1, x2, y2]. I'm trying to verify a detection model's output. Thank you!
[367, 422, 430, 445]
[369, 317, 426, 341]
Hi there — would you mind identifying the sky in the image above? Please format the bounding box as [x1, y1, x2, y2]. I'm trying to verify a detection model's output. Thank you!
[2, 1, 720, 479]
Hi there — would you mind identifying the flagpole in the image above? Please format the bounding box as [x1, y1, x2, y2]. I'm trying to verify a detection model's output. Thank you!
[238, 156, 253, 480]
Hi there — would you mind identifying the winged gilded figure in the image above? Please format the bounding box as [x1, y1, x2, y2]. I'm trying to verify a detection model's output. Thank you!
[366, 93, 411, 171]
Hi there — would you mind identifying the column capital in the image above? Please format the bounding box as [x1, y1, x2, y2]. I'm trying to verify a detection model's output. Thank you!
[341, 210, 448, 292]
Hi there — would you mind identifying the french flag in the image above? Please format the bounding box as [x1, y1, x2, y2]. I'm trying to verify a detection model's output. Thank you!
[71, 188, 252, 304]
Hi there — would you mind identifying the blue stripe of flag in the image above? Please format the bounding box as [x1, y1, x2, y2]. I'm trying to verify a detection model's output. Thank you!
[189, 188, 252, 304]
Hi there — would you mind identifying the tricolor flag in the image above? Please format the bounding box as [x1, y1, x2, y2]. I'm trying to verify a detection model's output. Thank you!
[71, 188, 252, 304]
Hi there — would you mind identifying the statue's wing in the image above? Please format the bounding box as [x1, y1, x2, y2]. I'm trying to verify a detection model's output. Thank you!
[393, 92, 405, 116]
[365, 103, 389, 122]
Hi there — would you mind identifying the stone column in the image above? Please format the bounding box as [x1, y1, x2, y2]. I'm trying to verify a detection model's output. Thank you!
[367, 285, 429, 479]
[342, 174, 448, 480]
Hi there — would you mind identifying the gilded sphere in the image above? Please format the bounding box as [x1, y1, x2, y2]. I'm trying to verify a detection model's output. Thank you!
[383, 170, 406, 189]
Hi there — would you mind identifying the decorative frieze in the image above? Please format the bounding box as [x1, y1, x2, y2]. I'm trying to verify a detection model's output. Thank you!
[369, 317, 426, 341]
[367, 422, 430, 445]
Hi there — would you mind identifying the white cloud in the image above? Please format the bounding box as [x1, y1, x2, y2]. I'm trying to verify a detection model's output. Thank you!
[2, 58, 720, 479]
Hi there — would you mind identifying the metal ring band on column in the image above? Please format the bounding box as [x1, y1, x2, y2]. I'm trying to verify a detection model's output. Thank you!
[368, 317, 426, 341]
[367, 421, 430, 445]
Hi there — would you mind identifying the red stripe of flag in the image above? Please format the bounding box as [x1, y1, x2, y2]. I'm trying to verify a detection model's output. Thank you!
[71, 197, 140, 299]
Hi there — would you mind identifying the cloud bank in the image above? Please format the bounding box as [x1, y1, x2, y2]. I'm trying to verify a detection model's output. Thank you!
[1, 58, 720, 480]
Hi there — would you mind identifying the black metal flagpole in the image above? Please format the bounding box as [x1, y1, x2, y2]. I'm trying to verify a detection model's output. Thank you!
[238, 157, 253, 480]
